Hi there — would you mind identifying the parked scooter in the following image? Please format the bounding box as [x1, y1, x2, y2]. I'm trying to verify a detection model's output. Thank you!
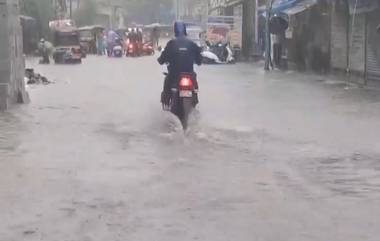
[162, 72, 198, 130]
[201, 41, 235, 64]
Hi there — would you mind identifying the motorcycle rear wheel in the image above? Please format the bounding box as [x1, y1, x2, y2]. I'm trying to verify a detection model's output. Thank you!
[181, 98, 193, 130]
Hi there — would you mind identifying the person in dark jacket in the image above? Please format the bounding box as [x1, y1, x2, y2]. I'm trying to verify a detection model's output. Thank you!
[158, 21, 202, 106]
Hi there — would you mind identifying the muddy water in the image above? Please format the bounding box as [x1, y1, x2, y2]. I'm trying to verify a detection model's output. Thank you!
[1, 56, 380, 241]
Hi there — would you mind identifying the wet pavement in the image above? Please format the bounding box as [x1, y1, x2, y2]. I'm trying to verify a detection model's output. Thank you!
[1, 55, 380, 241]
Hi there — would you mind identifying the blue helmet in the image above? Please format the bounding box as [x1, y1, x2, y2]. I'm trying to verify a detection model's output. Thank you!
[174, 21, 187, 37]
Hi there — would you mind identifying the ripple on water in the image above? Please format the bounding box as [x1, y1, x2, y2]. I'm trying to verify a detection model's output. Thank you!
[300, 153, 380, 198]
[0, 113, 24, 160]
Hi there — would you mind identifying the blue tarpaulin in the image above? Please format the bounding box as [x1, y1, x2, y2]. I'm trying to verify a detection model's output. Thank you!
[258, 0, 301, 15]
[259, 0, 317, 17]
[271, 0, 301, 13]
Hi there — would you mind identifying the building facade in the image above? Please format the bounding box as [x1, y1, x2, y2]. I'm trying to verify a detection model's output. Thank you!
[208, 0, 257, 58]
[0, 0, 29, 110]
[330, 0, 380, 82]
[95, 0, 124, 29]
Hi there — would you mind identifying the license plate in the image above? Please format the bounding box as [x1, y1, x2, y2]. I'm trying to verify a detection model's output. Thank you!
[179, 90, 193, 97]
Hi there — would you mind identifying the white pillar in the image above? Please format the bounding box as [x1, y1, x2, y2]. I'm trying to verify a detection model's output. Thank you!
[0, 0, 29, 110]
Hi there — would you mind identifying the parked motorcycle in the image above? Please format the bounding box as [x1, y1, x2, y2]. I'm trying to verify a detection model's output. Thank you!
[201, 41, 235, 64]
[163, 72, 198, 130]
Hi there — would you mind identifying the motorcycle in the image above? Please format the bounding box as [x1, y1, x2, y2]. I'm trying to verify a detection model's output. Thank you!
[201, 41, 235, 64]
[163, 72, 198, 130]
[142, 42, 155, 56]
[112, 45, 123, 57]
[126, 42, 139, 57]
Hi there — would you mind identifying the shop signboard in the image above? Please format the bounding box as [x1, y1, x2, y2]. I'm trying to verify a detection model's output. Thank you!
[209, 0, 227, 10]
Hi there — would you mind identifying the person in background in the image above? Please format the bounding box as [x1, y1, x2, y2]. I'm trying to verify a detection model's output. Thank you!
[271, 33, 281, 67]
[38, 38, 50, 64]
[137, 28, 143, 55]
[128, 28, 137, 45]
[151, 26, 160, 49]
[127, 28, 140, 55]
[102, 31, 107, 55]
[96, 31, 105, 55]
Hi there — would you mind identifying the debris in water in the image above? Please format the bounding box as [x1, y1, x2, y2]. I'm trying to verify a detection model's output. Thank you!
[23, 230, 36, 235]
[25, 68, 52, 85]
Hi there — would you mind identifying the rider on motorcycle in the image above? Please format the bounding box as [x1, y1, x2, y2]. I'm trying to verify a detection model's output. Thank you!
[127, 28, 140, 55]
[158, 21, 202, 107]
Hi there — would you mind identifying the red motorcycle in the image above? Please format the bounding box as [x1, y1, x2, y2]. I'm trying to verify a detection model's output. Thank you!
[126, 42, 139, 57]
[164, 72, 198, 130]
[142, 42, 155, 56]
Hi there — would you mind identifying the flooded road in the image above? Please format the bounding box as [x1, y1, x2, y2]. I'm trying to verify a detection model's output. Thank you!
[1, 55, 380, 241]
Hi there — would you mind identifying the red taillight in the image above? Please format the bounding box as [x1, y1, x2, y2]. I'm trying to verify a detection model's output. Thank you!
[179, 76, 193, 90]
[72, 48, 80, 54]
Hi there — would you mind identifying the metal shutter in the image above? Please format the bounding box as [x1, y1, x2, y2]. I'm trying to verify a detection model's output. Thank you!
[366, 12, 380, 81]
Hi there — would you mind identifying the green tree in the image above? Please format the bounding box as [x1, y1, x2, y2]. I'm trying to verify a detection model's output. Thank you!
[73, 0, 98, 26]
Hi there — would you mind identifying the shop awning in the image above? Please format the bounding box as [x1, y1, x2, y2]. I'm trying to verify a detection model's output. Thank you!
[259, 0, 317, 17]
[282, 0, 317, 16]
[272, 0, 301, 13]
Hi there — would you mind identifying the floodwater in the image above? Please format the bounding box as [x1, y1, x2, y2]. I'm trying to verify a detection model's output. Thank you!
[1, 55, 380, 241]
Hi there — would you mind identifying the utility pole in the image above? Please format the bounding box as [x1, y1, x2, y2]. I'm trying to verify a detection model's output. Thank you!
[204, 0, 209, 28]
[176, 0, 180, 20]
[264, 0, 273, 71]
[69, 0, 72, 19]
[255, 0, 258, 43]
[242, 0, 256, 60]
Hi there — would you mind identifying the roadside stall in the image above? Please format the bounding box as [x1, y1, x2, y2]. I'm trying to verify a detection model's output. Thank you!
[78, 25, 105, 55]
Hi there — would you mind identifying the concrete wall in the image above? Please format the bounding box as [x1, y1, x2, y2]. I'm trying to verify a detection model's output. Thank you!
[0, 0, 28, 110]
